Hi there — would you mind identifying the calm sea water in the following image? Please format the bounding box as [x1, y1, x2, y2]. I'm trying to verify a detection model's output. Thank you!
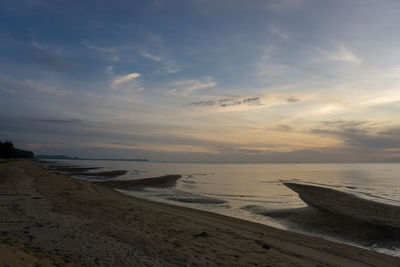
[49, 160, 400, 256]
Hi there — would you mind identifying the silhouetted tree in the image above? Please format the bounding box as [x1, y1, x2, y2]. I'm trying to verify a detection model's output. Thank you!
[0, 140, 34, 158]
[15, 148, 34, 158]
[0, 140, 16, 158]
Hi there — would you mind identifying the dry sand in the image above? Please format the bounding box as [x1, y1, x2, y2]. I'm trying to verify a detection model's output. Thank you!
[1, 159, 399, 266]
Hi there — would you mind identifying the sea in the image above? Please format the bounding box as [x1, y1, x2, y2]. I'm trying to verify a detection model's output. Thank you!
[46, 160, 400, 257]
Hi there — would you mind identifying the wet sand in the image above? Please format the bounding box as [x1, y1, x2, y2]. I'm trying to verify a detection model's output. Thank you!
[285, 183, 400, 228]
[1, 159, 399, 266]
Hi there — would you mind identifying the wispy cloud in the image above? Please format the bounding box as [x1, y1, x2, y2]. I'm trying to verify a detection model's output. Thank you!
[321, 44, 361, 64]
[31, 39, 48, 50]
[24, 47, 74, 72]
[319, 120, 372, 129]
[187, 97, 262, 108]
[260, 44, 275, 61]
[111, 73, 142, 90]
[155, 64, 181, 75]
[32, 118, 82, 124]
[268, 23, 289, 40]
[105, 65, 114, 75]
[169, 77, 216, 96]
[185, 92, 303, 110]
[258, 64, 296, 78]
[139, 32, 182, 74]
[81, 40, 117, 53]
[187, 100, 216, 107]
[262, 0, 306, 11]
[286, 97, 299, 103]
[256, 45, 298, 79]
[141, 50, 162, 62]
[0, 75, 69, 96]
[30, 38, 64, 55]
[274, 124, 292, 131]
[310, 120, 400, 151]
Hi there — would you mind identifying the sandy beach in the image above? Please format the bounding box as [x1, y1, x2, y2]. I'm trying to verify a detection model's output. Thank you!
[1, 160, 399, 266]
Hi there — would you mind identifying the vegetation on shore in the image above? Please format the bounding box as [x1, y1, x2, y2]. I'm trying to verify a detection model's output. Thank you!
[0, 140, 34, 158]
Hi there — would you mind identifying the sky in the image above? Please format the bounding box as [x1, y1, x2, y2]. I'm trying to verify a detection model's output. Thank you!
[1, 0, 400, 162]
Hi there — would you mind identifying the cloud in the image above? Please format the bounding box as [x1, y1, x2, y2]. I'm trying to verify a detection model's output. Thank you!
[111, 55, 120, 62]
[81, 40, 117, 53]
[218, 98, 242, 107]
[319, 120, 370, 129]
[141, 50, 162, 62]
[286, 97, 299, 103]
[321, 44, 361, 64]
[137, 33, 182, 74]
[268, 24, 289, 40]
[105, 65, 114, 75]
[257, 63, 297, 78]
[242, 97, 262, 106]
[32, 118, 82, 124]
[169, 77, 216, 95]
[30, 38, 64, 55]
[24, 48, 74, 72]
[155, 64, 181, 75]
[187, 100, 216, 107]
[262, 0, 306, 11]
[0, 75, 69, 96]
[186, 93, 304, 109]
[111, 73, 142, 89]
[311, 120, 400, 150]
[187, 96, 262, 108]
[31, 39, 48, 50]
[275, 124, 292, 131]
[260, 44, 275, 61]
[256, 45, 298, 79]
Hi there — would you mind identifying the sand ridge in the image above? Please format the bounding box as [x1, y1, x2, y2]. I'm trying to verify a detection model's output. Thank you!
[285, 183, 400, 229]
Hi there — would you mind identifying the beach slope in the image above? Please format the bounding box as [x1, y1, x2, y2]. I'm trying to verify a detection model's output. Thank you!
[1, 160, 399, 266]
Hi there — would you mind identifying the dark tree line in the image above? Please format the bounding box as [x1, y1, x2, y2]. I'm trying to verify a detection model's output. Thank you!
[0, 140, 34, 158]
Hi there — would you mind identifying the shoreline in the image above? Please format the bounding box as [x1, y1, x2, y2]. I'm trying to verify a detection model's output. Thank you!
[1, 159, 399, 266]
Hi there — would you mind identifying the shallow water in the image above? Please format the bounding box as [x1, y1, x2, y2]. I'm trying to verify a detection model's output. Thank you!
[47, 160, 400, 256]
